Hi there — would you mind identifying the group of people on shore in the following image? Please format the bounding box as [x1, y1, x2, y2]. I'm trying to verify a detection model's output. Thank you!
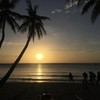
[82, 71, 100, 84]
[68, 72, 100, 84]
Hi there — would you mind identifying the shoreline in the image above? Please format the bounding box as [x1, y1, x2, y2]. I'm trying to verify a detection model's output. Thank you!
[0, 82, 100, 100]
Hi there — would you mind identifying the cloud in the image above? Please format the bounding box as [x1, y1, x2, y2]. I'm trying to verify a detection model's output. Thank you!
[51, 11, 56, 14]
[86, 50, 97, 53]
[51, 9, 62, 14]
[48, 49, 99, 53]
[65, 10, 70, 13]
[65, 2, 77, 10]
[4, 41, 24, 46]
[49, 49, 82, 52]
[64, 3, 79, 15]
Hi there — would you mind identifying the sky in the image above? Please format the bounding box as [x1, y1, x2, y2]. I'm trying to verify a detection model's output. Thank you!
[0, 0, 100, 63]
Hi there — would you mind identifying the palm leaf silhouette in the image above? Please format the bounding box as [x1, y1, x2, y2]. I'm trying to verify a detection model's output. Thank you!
[67, 0, 100, 23]
[0, 0, 21, 48]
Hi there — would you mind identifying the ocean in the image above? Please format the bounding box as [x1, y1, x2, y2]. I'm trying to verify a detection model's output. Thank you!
[0, 63, 100, 83]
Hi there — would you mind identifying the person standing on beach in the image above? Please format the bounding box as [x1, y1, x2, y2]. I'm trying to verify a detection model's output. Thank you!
[68, 72, 74, 83]
[82, 72, 88, 84]
[96, 72, 100, 84]
[89, 72, 96, 84]
[82, 72, 89, 93]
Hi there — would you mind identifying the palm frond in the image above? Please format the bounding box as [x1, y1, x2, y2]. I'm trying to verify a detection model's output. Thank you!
[91, 1, 100, 23]
[35, 16, 50, 26]
[33, 5, 39, 15]
[10, 16, 19, 29]
[7, 16, 19, 33]
[9, 11, 22, 20]
[35, 23, 45, 39]
[26, 0, 34, 15]
[38, 23, 47, 35]
[19, 20, 30, 33]
[7, 16, 16, 32]
[35, 25, 42, 39]
[26, 0, 39, 16]
[39, 16, 50, 20]
[81, 0, 95, 14]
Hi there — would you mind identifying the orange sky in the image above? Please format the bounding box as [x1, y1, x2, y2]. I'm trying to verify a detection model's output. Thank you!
[0, 0, 100, 63]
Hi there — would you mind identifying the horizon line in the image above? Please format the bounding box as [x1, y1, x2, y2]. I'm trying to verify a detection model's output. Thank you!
[0, 62, 100, 64]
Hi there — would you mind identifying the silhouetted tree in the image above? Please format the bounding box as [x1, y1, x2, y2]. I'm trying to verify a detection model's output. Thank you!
[67, 0, 100, 23]
[0, 0, 50, 88]
[0, 0, 21, 48]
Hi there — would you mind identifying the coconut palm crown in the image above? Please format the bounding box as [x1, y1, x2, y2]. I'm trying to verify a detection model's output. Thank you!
[0, 0, 21, 48]
[19, 0, 50, 41]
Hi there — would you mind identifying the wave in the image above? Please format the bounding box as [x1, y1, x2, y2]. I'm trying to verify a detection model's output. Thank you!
[0, 74, 82, 83]
[2, 77, 82, 83]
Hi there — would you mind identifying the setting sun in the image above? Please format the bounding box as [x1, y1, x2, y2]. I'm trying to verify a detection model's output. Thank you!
[36, 53, 43, 60]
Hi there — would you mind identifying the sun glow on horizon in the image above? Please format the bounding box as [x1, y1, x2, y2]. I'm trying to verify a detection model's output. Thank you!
[36, 53, 44, 60]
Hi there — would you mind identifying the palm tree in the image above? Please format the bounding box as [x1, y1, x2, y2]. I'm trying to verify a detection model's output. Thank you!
[67, 0, 100, 23]
[0, 0, 50, 88]
[0, 0, 21, 48]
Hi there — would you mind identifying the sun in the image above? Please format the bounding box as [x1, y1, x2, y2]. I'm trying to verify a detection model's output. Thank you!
[36, 53, 43, 60]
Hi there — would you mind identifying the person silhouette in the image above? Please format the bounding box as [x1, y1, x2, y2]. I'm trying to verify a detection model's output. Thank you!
[82, 72, 88, 84]
[89, 72, 96, 84]
[68, 72, 74, 83]
[96, 72, 100, 84]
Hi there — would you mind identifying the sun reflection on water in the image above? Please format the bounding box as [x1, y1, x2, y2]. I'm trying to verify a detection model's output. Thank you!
[37, 64, 43, 82]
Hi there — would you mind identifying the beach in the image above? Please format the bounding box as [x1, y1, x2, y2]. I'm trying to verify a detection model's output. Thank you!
[0, 82, 100, 100]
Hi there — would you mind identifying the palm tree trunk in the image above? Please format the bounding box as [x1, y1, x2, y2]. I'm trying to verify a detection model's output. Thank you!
[0, 22, 5, 48]
[0, 34, 32, 88]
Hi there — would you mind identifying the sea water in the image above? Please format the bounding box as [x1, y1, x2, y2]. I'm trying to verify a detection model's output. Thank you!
[0, 63, 100, 83]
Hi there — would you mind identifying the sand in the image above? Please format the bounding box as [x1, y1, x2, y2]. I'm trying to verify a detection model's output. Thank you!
[0, 82, 100, 100]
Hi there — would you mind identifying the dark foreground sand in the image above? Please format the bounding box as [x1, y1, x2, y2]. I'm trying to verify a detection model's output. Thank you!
[0, 82, 100, 100]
